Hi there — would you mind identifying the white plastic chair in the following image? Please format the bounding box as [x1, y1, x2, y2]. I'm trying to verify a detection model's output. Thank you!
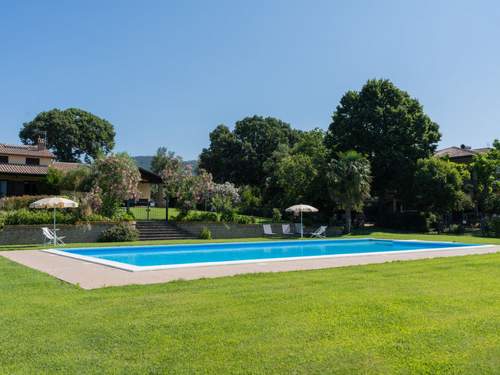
[263, 224, 276, 236]
[282, 224, 295, 236]
[294, 223, 303, 235]
[42, 227, 65, 245]
[310, 226, 327, 238]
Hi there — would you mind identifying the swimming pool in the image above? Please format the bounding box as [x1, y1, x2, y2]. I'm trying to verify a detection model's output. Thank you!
[45, 239, 479, 272]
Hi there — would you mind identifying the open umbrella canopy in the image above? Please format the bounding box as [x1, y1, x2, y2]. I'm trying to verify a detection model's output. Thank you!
[29, 197, 78, 209]
[285, 204, 319, 238]
[29, 197, 78, 246]
[285, 204, 318, 213]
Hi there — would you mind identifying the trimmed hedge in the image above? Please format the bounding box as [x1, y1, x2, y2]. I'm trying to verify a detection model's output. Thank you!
[377, 211, 437, 232]
[2, 209, 78, 226]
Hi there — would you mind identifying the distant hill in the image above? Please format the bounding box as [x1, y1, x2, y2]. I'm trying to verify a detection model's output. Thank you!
[133, 156, 198, 174]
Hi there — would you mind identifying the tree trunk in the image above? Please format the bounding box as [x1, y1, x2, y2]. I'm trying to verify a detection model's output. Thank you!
[345, 208, 352, 234]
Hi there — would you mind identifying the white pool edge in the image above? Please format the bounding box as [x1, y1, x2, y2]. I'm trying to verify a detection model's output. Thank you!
[43, 241, 495, 272]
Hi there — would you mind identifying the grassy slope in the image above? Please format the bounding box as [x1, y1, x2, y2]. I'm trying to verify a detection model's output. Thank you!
[0, 251, 499, 374]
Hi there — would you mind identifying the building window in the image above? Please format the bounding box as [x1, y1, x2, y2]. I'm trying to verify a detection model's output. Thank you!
[0, 155, 8, 164]
[26, 157, 40, 166]
[0, 181, 6, 197]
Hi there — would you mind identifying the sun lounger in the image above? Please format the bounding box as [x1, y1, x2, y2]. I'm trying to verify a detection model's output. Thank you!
[282, 224, 295, 235]
[310, 226, 327, 238]
[263, 224, 277, 236]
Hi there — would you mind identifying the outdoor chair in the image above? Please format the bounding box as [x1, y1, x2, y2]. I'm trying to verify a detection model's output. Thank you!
[42, 227, 65, 245]
[263, 224, 277, 236]
[281, 224, 295, 236]
[294, 223, 303, 235]
[310, 226, 327, 238]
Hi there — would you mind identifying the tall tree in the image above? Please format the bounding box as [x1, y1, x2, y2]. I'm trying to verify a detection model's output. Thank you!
[199, 116, 299, 185]
[19, 108, 115, 162]
[414, 157, 466, 217]
[470, 139, 500, 214]
[325, 79, 441, 211]
[327, 151, 371, 233]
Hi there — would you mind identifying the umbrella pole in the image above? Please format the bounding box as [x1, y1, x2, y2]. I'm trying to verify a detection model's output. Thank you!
[53, 207, 57, 246]
[300, 211, 303, 238]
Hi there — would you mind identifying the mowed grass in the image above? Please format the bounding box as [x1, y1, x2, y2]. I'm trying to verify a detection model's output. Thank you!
[0, 251, 499, 374]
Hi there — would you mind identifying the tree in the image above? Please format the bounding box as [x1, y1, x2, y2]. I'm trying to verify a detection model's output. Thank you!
[91, 153, 141, 217]
[325, 79, 441, 212]
[414, 157, 465, 217]
[327, 151, 371, 233]
[273, 154, 318, 206]
[19, 108, 115, 162]
[199, 116, 299, 185]
[470, 140, 500, 215]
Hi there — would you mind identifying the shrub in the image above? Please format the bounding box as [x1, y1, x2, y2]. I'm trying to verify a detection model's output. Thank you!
[377, 211, 437, 232]
[0, 195, 51, 210]
[449, 223, 465, 235]
[272, 208, 282, 223]
[98, 223, 139, 242]
[3, 209, 77, 225]
[199, 226, 212, 240]
[220, 210, 237, 223]
[232, 214, 256, 224]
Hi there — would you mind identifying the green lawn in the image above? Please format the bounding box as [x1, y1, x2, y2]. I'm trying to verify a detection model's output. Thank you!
[0, 249, 499, 373]
[127, 207, 271, 223]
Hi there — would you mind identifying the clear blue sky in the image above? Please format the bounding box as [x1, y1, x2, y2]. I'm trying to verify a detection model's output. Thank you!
[1, 0, 499, 160]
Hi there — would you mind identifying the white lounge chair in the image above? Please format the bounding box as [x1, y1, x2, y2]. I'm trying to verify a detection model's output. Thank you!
[282, 224, 295, 236]
[310, 226, 327, 238]
[294, 223, 303, 235]
[42, 227, 65, 245]
[263, 224, 276, 236]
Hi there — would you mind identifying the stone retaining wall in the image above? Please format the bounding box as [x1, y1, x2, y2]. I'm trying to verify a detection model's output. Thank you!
[0, 223, 124, 245]
[175, 222, 342, 239]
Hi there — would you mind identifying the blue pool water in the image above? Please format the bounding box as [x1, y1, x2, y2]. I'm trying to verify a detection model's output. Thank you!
[59, 239, 474, 269]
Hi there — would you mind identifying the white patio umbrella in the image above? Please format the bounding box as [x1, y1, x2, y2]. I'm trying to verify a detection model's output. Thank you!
[29, 197, 78, 245]
[285, 204, 319, 238]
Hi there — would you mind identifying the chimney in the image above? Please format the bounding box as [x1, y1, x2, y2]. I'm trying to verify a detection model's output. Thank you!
[37, 137, 46, 150]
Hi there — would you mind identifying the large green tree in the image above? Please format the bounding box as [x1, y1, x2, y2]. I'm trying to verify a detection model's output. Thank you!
[470, 140, 500, 214]
[327, 151, 372, 233]
[265, 129, 328, 208]
[414, 157, 466, 216]
[199, 116, 299, 186]
[325, 79, 441, 211]
[19, 108, 115, 162]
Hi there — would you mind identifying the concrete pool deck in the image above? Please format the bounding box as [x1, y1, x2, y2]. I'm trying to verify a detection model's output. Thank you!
[1, 244, 499, 289]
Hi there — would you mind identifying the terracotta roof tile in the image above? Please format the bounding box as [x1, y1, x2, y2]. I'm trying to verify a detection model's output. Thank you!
[0, 143, 54, 158]
[0, 163, 49, 175]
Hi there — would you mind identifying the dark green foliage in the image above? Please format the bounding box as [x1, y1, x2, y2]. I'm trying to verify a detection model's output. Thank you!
[377, 211, 437, 232]
[19, 108, 115, 162]
[199, 116, 299, 185]
[325, 79, 441, 206]
[272, 208, 282, 223]
[327, 151, 372, 233]
[98, 223, 139, 242]
[414, 157, 464, 215]
[199, 226, 212, 240]
[220, 209, 237, 223]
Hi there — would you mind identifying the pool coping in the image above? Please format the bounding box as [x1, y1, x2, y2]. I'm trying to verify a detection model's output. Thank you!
[42, 239, 494, 272]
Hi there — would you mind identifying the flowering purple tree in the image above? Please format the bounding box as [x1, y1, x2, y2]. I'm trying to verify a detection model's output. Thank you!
[92, 153, 141, 217]
[210, 182, 240, 213]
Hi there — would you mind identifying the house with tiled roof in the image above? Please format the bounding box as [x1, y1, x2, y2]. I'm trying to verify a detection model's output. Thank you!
[0, 139, 161, 199]
[435, 146, 491, 163]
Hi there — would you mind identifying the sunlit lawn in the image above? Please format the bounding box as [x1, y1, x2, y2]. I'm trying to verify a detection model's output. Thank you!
[0, 248, 499, 373]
